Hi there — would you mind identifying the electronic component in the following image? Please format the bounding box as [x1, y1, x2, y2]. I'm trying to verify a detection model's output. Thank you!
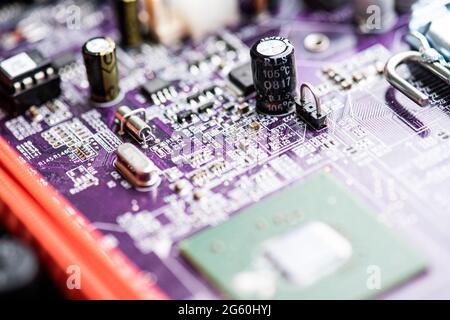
[115, 105, 156, 148]
[1, 0, 447, 301]
[82, 37, 120, 103]
[141, 77, 171, 101]
[114, 142, 160, 188]
[180, 174, 426, 299]
[0, 49, 61, 114]
[353, 0, 397, 34]
[250, 36, 297, 115]
[384, 32, 450, 106]
[228, 62, 255, 96]
[197, 102, 214, 113]
[296, 82, 327, 129]
[408, 0, 450, 63]
[176, 110, 194, 123]
[115, 0, 142, 47]
[264, 222, 352, 287]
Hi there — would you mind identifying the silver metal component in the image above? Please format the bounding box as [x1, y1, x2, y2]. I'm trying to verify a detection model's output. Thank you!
[408, 31, 448, 67]
[384, 50, 450, 106]
[300, 82, 322, 116]
[303, 33, 330, 53]
[114, 143, 160, 188]
[408, 0, 450, 63]
[115, 105, 155, 148]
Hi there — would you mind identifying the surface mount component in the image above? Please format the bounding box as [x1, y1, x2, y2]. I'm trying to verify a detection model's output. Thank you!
[114, 142, 160, 188]
[228, 62, 255, 96]
[180, 174, 426, 299]
[115, 0, 143, 47]
[0, 49, 61, 114]
[82, 37, 120, 103]
[250, 36, 297, 115]
[141, 77, 171, 101]
[115, 105, 156, 148]
[296, 82, 327, 129]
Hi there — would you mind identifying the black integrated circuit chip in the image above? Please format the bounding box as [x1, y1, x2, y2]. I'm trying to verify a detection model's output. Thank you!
[141, 77, 170, 99]
[0, 49, 61, 114]
[177, 110, 193, 123]
[228, 62, 255, 96]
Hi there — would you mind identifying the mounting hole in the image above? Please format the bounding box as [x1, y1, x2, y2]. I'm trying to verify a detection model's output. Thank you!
[303, 33, 330, 53]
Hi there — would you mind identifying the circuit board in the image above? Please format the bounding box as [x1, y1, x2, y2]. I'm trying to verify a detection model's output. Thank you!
[1, 0, 450, 299]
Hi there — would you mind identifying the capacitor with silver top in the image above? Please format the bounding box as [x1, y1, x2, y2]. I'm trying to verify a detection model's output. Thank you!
[114, 143, 160, 188]
[250, 36, 297, 115]
[82, 37, 120, 103]
[353, 0, 397, 34]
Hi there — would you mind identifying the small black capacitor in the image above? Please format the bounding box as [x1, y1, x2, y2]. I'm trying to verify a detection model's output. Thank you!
[82, 37, 120, 103]
[115, 0, 142, 47]
[250, 36, 297, 115]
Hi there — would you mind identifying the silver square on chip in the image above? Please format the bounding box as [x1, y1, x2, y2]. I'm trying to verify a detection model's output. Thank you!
[264, 221, 352, 287]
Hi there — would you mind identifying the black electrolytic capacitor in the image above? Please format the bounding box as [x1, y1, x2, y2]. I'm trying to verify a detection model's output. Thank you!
[115, 0, 142, 47]
[82, 37, 120, 103]
[250, 36, 297, 115]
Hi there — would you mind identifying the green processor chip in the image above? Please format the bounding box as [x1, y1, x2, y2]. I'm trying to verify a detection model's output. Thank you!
[180, 173, 426, 299]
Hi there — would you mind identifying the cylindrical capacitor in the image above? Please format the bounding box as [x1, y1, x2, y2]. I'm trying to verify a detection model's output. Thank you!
[82, 37, 120, 103]
[116, 105, 153, 142]
[353, 0, 397, 34]
[115, 0, 142, 47]
[250, 36, 297, 115]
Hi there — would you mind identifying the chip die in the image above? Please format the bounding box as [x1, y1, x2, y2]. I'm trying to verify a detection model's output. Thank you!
[180, 174, 426, 299]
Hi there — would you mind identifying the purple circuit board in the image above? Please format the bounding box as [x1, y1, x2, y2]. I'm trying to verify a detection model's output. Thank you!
[1, 0, 450, 299]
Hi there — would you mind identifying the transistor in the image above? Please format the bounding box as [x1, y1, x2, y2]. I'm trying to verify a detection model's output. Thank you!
[228, 62, 255, 96]
[0, 49, 61, 114]
[198, 102, 214, 113]
[177, 110, 194, 123]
